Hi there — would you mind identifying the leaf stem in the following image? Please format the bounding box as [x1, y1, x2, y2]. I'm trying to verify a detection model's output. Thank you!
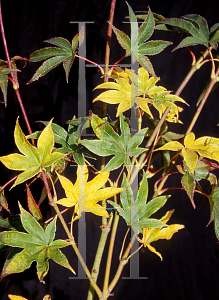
[0, 0, 34, 144]
[75, 54, 104, 74]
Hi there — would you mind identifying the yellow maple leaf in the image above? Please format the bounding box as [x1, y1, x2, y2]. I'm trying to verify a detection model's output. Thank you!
[93, 67, 187, 122]
[0, 119, 65, 188]
[8, 295, 51, 300]
[55, 164, 124, 219]
[156, 132, 219, 173]
[8, 296, 27, 300]
[138, 210, 184, 260]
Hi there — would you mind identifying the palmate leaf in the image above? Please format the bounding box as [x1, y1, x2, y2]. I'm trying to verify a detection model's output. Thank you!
[27, 117, 94, 165]
[156, 132, 219, 173]
[139, 210, 184, 260]
[81, 113, 147, 171]
[40, 121, 86, 165]
[55, 163, 124, 220]
[94, 67, 187, 122]
[158, 14, 219, 50]
[110, 3, 172, 76]
[28, 27, 84, 84]
[0, 203, 75, 282]
[109, 172, 170, 233]
[0, 119, 65, 188]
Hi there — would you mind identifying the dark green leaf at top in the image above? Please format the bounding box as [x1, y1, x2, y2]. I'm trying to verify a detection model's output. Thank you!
[110, 4, 172, 76]
[28, 27, 84, 84]
[157, 14, 219, 50]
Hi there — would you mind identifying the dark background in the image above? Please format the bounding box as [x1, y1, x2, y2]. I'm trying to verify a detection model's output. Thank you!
[1, 0, 219, 299]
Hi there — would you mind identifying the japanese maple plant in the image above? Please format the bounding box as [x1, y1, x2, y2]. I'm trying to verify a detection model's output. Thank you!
[1, 0, 219, 299]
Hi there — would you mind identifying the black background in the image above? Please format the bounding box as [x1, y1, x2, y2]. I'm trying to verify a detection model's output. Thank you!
[1, 0, 219, 299]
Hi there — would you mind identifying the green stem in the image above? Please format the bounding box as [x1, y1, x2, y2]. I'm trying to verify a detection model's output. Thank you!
[105, 232, 137, 298]
[87, 213, 113, 300]
[102, 212, 120, 297]
[41, 171, 102, 299]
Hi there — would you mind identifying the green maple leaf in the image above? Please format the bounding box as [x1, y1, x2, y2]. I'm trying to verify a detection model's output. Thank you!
[109, 172, 170, 233]
[0, 119, 65, 188]
[110, 3, 172, 76]
[81, 113, 147, 171]
[0, 203, 75, 282]
[158, 14, 219, 50]
[28, 27, 84, 83]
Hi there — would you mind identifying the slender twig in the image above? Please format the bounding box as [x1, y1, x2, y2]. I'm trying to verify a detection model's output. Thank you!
[154, 65, 219, 197]
[75, 54, 104, 74]
[119, 227, 130, 261]
[186, 66, 219, 135]
[0, 175, 18, 190]
[105, 232, 137, 299]
[129, 47, 211, 186]
[0, 0, 34, 144]
[87, 213, 113, 300]
[102, 212, 120, 296]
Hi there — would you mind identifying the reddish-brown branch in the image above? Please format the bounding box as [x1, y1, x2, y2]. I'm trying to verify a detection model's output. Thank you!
[0, 0, 34, 144]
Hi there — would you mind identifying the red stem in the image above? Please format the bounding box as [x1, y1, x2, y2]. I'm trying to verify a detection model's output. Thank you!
[0, 0, 34, 144]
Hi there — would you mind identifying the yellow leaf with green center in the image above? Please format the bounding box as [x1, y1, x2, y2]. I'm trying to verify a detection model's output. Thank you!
[55, 164, 125, 219]
[93, 67, 187, 122]
[139, 210, 184, 260]
[156, 132, 219, 173]
[0, 119, 65, 188]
